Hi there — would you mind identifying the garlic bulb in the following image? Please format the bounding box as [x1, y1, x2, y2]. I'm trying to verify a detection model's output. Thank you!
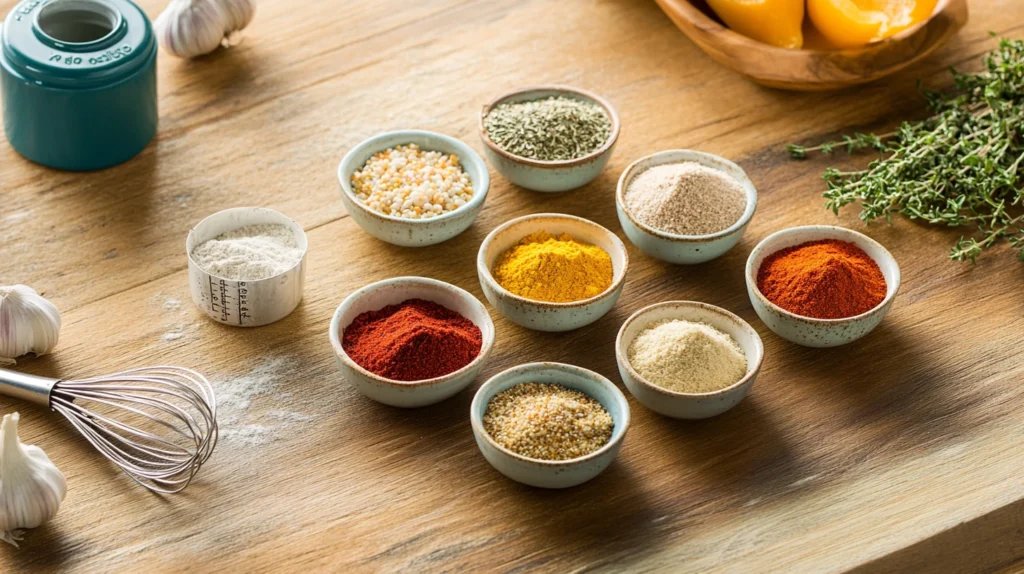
[0, 413, 66, 547]
[0, 286, 61, 366]
[155, 0, 256, 59]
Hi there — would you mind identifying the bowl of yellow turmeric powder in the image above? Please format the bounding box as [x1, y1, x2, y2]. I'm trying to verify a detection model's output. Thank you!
[476, 213, 629, 332]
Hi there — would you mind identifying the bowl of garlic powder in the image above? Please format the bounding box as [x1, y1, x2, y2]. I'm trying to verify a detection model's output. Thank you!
[615, 300, 764, 419]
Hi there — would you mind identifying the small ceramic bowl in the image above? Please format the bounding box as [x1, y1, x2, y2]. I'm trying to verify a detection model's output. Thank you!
[615, 301, 764, 419]
[616, 150, 758, 264]
[470, 362, 630, 488]
[479, 85, 620, 193]
[745, 225, 901, 348]
[337, 130, 490, 247]
[477, 213, 629, 332]
[329, 276, 496, 407]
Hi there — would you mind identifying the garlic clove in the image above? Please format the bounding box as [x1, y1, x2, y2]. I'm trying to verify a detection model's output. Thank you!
[0, 413, 67, 547]
[0, 285, 61, 365]
[155, 0, 257, 59]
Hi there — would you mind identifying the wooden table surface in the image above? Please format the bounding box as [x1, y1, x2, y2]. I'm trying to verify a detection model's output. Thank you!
[2, 1, 1023, 572]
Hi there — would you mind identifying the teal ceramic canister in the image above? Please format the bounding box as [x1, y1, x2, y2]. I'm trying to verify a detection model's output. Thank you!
[0, 0, 156, 170]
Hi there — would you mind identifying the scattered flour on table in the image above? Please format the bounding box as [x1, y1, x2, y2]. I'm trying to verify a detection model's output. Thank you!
[191, 223, 303, 281]
[163, 297, 182, 312]
[215, 357, 312, 447]
[162, 331, 184, 342]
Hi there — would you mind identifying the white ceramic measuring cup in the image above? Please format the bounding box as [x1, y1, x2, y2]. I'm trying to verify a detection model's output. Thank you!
[186, 207, 308, 327]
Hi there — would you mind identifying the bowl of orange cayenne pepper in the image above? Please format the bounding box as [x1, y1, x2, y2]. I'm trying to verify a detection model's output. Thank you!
[745, 225, 900, 348]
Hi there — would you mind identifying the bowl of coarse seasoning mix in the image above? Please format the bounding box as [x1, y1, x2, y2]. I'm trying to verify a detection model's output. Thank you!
[477, 213, 629, 332]
[330, 276, 496, 407]
[616, 150, 758, 264]
[479, 86, 620, 193]
[470, 362, 630, 488]
[616, 301, 764, 419]
[338, 130, 490, 247]
[745, 225, 901, 348]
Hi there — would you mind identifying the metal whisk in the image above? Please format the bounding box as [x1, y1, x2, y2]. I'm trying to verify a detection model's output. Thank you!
[0, 366, 218, 494]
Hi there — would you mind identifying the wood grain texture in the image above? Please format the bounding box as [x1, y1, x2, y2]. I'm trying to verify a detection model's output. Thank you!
[1, 0, 1022, 572]
[656, 0, 969, 90]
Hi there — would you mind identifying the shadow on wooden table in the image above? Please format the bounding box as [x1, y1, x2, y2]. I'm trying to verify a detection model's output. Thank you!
[4, 522, 73, 571]
[793, 322, 977, 445]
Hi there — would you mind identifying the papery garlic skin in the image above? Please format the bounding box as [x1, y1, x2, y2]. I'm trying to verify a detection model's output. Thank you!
[155, 0, 257, 59]
[0, 286, 61, 366]
[0, 413, 66, 547]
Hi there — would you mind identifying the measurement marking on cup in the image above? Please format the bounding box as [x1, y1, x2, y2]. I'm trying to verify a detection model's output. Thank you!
[208, 276, 235, 324]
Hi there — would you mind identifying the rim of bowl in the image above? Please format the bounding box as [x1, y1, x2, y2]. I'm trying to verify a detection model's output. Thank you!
[336, 129, 491, 225]
[476, 213, 630, 309]
[615, 301, 764, 398]
[186, 207, 309, 283]
[676, 0, 949, 56]
[329, 276, 496, 388]
[470, 362, 631, 467]
[478, 85, 621, 169]
[615, 149, 758, 242]
[745, 225, 902, 324]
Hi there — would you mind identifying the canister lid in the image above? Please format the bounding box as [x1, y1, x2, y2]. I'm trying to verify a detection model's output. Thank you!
[1, 0, 154, 88]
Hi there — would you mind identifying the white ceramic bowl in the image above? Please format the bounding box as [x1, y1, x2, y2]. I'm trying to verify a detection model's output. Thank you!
[615, 301, 764, 419]
[616, 150, 758, 264]
[745, 225, 901, 348]
[479, 85, 620, 193]
[186, 207, 308, 327]
[470, 362, 630, 488]
[330, 277, 496, 407]
[337, 130, 490, 247]
[477, 213, 629, 332]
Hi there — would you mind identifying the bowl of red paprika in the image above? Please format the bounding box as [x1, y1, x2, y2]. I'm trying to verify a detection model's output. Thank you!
[745, 225, 901, 348]
[330, 276, 496, 407]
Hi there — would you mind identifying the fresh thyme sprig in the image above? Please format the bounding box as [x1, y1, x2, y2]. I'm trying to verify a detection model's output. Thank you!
[788, 37, 1024, 262]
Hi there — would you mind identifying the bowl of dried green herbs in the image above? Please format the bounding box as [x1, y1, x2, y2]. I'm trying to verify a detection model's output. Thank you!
[479, 85, 620, 193]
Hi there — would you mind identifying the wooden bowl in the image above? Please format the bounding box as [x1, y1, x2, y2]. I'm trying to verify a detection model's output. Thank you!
[655, 0, 968, 91]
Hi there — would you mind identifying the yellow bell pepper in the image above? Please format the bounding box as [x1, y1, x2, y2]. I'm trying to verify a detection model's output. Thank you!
[705, 0, 805, 49]
[807, 0, 939, 48]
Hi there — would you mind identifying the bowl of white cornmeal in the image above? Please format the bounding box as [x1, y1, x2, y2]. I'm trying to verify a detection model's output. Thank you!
[616, 150, 757, 265]
[186, 207, 308, 327]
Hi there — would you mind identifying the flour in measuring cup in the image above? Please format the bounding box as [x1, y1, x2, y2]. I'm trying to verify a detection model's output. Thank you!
[191, 224, 303, 280]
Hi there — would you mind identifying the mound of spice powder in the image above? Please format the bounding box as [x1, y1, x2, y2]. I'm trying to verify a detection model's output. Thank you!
[756, 239, 887, 319]
[492, 231, 613, 303]
[625, 161, 747, 236]
[342, 299, 482, 381]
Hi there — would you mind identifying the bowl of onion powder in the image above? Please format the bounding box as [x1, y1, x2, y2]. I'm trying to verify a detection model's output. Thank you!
[616, 150, 758, 264]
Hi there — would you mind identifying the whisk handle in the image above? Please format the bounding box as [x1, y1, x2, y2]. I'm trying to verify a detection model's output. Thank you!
[0, 368, 56, 406]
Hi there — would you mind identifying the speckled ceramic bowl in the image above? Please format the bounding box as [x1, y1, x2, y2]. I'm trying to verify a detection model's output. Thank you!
[479, 86, 620, 193]
[477, 213, 629, 332]
[615, 301, 764, 419]
[330, 276, 496, 407]
[337, 130, 490, 247]
[470, 362, 630, 488]
[745, 226, 901, 348]
[616, 150, 757, 264]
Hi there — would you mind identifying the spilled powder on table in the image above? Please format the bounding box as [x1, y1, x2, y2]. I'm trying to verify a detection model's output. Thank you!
[215, 357, 312, 447]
